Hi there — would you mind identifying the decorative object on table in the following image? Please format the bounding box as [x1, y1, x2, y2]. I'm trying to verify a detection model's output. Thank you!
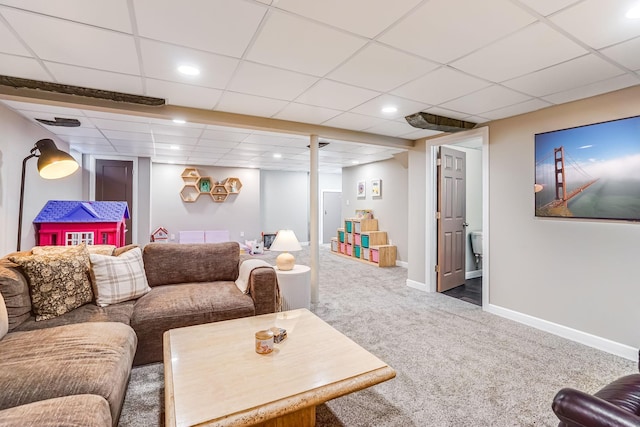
[18, 139, 79, 251]
[150, 226, 169, 243]
[255, 329, 274, 354]
[179, 167, 242, 203]
[33, 200, 129, 247]
[270, 327, 287, 343]
[371, 179, 382, 198]
[269, 230, 302, 271]
[262, 232, 277, 249]
[356, 180, 366, 199]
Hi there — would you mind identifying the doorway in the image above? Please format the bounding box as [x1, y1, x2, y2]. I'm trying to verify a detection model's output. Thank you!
[321, 191, 342, 244]
[95, 159, 134, 245]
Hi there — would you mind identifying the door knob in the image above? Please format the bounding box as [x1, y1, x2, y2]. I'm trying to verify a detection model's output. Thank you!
[462, 222, 469, 227]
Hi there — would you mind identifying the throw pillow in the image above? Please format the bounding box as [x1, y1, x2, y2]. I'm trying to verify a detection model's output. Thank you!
[89, 247, 151, 307]
[8, 244, 93, 321]
[33, 244, 116, 256]
[0, 292, 8, 339]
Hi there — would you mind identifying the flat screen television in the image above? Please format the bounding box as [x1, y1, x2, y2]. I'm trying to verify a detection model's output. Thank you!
[534, 115, 640, 221]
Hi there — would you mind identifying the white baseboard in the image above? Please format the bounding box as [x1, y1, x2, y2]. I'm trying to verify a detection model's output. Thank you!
[396, 260, 408, 268]
[466, 270, 482, 279]
[486, 304, 639, 362]
[406, 279, 435, 293]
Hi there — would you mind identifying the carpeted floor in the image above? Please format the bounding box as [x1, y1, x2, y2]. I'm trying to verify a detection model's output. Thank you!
[119, 246, 636, 426]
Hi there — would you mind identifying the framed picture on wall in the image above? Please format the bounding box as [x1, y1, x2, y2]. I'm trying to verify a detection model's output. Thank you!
[371, 179, 382, 199]
[357, 180, 366, 199]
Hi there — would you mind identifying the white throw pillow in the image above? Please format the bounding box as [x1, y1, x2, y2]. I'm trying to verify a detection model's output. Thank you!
[0, 292, 8, 339]
[89, 247, 151, 307]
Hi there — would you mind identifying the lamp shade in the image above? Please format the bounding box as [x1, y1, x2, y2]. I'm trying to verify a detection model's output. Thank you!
[35, 139, 79, 179]
[269, 230, 302, 252]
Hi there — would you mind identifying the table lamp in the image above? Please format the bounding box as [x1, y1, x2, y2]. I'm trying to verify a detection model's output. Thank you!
[269, 230, 302, 271]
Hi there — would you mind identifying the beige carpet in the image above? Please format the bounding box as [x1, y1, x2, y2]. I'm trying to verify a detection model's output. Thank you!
[118, 246, 636, 426]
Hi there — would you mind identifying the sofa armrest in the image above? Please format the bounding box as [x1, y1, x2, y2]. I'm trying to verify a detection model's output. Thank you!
[247, 266, 279, 315]
[552, 386, 640, 427]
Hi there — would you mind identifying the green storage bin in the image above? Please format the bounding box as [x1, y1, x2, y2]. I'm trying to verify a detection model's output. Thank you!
[354, 245, 361, 258]
[361, 234, 370, 248]
[345, 221, 353, 233]
[339, 231, 345, 243]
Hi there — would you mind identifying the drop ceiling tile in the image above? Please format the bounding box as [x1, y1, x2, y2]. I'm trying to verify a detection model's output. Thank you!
[63, 136, 110, 145]
[201, 129, 250, 143]
[102, 129, 153, 142]
[399, 128, 443, 139]
[274, 0, 422, 38]
[88, 118, 151, 133]
[0, 53, 51, 81]
[215, 92, 289, 118]
[503, 54, 625, 97]
[451, 23, 587, 82]
[139, 39, 238, 90]
[72, 144, 115, 153]
[322, 112, 388, 131]
[363, 120, 419, 137]
[391, 67, 491, 105]
[2, 8, 139, 74]
[378, 0, 536, 63]
[243, 133, 307, 147]
[151, 123, 203, 138]
[110, 139, 154, 148]
[440, 85, 531, 115]
[135, 0, 265, 57]
[0, 19, 30, 56]
[295, 80, 379, 110]
[153, 135, 199, 146]
[349, 94, 429, 120]
[191, 145, 232, 155]
[601, 37, 640, 70]
[145, 79, 222, 110]
[481, 98, 552, 120]
[82, 110, 151, 122]
[542, 74, 640, 104]
[516, 0, 581, 16]
[228, 61, 318, 101]
[5, 102, 85, 117]
[49, 127, 105, 138]
[550, 0, 640, 49]
[246, 10, 366, 76]
[328, 43, 438, 92]
[274, 103, 342, 124]
[45, 62, 143, 94]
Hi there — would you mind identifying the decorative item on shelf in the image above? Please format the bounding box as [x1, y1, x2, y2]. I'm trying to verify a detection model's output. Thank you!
[198, 177, 211, 193]
[179, 168, 242, 203]
[269, 230, 302, 271]
[355, 209, 374, 219]
[224, 177, 242, 194]
[151, 226, 169, 243]
[18, 139, 79, 251]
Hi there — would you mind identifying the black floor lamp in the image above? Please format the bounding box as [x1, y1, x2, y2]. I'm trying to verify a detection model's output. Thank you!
[17, 139, 79, 251]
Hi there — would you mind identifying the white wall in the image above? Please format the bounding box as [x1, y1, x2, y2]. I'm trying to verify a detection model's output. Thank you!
[151, 163, 262, 243]
[260, 170, 309, 242]
[487, 85, 640, 353]
[0, 104, 82, 253]
[341, 158, 409, 262]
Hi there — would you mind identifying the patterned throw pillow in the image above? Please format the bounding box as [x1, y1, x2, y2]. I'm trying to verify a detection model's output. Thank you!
[33, 245, 116, 256]
[89, 247, 151, 307]
[8, 245, 93, 321]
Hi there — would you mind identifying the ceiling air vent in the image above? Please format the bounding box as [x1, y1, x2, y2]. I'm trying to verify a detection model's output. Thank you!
[307, 141, 330, 148]
[405, 112, 476, 133]
[35, 117, 81, 127]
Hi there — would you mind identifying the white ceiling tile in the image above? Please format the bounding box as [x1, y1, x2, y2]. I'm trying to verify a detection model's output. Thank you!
[87, 118, 150, 133]
[81, 110, 149, 122]
[45, 62, 143, 94]
[0, 0, 132, 32]
[550, 0, 640, 49]
[542, 74, 640, 104]
[228, 61, 318, 101]
[600, 37, 640, 70]
[201, 129, 250, 143]
[0, 53, 52, 81]
[145, 79, 222, 110]
[2, 9, 139, 74]
[503, 54, 626, 97]
[110, 139, 154, 148]
[139, 39, 238, 90]
[47, 127, 105, 138]
[63, 136, 110, 145]
[391, 67, 491, 105]
[274, 102, 342, 124]
[399, 128, 443, 139]
[481, 99, 552, 120]
[4, 102, 84, 116]
[378, 0, 536, 63]
[134, 0, 266, 58]
[191, 145, 233, 155]
[362, 120, 418, 137]
[152, 135, 199, 146]
[72, 144, 115, 153]
[516, 0, 581, 16]
[322, 112, 389, 131]
[246, 10, 367, 76]
[243, 133, 307, 147]
[102, 129, 152, 142]
[440, 85, 532, 115]
[273, 0, 422, 38]
[451, 23, 587, 82]
[349, 94, 429, 120]
[215, 92, 289, 118]
[295, 80, 379, 110]
[0, 19, 30, 56]
[151, 123, 203, 138]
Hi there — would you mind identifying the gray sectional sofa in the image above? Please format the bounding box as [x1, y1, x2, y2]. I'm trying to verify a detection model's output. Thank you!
[0, 241, 279, 426]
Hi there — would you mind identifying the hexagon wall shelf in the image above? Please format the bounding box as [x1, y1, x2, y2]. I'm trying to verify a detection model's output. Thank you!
[180, 168, 242, 203]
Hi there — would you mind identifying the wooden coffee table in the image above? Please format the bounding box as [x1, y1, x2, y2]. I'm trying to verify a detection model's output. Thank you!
[163, 308, 395, 427]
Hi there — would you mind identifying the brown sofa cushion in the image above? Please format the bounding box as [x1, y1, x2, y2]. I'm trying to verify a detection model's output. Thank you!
[0, 258, 31, 331]
[0, 394, 111, 427]
[0, 322, 137, 424]
[131, 281, 254, 365]
[142, 242, 240, 287]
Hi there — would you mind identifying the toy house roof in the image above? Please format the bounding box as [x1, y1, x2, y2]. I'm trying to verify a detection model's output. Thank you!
[152, 227, 168, 235]
[34, 200, 130, 223]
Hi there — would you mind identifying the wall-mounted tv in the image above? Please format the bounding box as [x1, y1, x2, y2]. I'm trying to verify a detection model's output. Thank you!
[535, 115, 640, 221]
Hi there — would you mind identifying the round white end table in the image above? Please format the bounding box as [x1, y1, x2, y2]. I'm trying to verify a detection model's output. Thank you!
[275, 264, 311, 311]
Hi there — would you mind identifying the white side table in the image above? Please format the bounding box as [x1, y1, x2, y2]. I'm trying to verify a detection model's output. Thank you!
[275, 264, 311, 311]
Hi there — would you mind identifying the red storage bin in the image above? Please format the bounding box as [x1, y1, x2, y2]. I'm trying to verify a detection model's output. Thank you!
[371, 249, 379, 263]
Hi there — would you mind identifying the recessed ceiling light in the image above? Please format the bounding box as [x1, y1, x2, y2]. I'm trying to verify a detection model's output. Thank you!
[177, 65, 200, 76]
[172, 119, 186, 124]
[170, 145, 180, 150]
[273, 153, 282, 159]
[626, 4, 640, 18]
[352, 160, 360, 164]
[381, 106, 398, 114]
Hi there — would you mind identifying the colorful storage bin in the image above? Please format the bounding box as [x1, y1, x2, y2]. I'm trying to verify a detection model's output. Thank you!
[339, 242, 346, 253]
[354, 245, 361, 258]
[346, 244, 353, 256]
[345, 221, 352, 233]
[371, 248, 379, 263]
[362, 248, 370, 261]
[355, 234, 361, 246]
[361, 234, 369, 248]
[331, 238, 338, 252]
[338, 230, 345, 243]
